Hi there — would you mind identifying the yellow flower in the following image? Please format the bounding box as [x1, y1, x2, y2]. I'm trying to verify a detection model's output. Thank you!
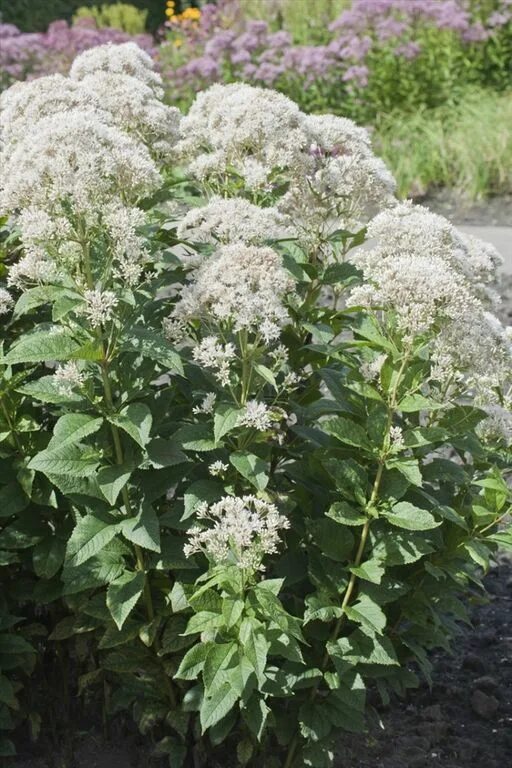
[173, 37, 183, 47]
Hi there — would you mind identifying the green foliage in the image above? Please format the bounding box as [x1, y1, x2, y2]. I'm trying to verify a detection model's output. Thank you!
[73, 3, 148, 34]
[376, 88, 512, 198]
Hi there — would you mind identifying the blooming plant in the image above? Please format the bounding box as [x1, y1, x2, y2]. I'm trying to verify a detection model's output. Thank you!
[0, 43, 511, 766]
[160, 0, 512, 120]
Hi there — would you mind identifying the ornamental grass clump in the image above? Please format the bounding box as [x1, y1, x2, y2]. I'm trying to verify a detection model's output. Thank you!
[0, 44, 511, 767]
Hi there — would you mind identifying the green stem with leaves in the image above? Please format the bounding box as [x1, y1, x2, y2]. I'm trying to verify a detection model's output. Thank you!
[284, 347, 411, 768]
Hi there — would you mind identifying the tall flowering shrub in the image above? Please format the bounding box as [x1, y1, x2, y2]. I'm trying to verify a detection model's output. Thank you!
[0, 43, 511, 766]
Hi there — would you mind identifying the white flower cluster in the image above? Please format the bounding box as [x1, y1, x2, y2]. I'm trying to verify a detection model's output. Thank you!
[175, 244, 294, 340]
[177, 197, 289, 245]
[184, 494, 289, 571]
[53, 361, 87, 394]
[280, 114, 396, 240]
[177, 83, 395, 243]
[238, 400, 273, 431]
[477, 403, 512, 447]
[348, 202, 512, 398]
[0, 43, 179, 293]
[175, 84, 307, 190]
[0, 288, 14, 315]
[69, 42, 163, 94]
[83, 289, 119, 328]
[192, 337, 236, 386]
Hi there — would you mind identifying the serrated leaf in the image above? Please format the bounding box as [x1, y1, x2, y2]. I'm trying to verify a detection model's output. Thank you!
[200, 682, 238, 733]
[106, 571, 145, 630]
[327, 501, 366, 526]
[310, 518, 355, 561]
[174, 424, 217, 452]
[383, 501, 440, 531]
[66, 513, 120, 567]
[146, 438, 187, 468]
[97, 464, 132, 505]
[222, 598, 244, 629]
[350, 559, 384, 584]
[345, 595, 386, 635]
[214, 404, 242, 443]
[1, 333, 80, 364]
[229, 451, 268, 491]
[32, 536, 66, 579]
[109, 403, 152, 448]
[203, 642, 237, 692]
[122, 327, 183, 375]
[47, 413, 103, 450]
[17, 375, 84, 404]
[29, 444, 100, 478]
[239, 618, 267, 686]
[122, 505, 160, 553]
[299, 701, 332, 742]
[398, 394, 444, 413]
[175, 642, 212, 680]
[322, 416, 371, 450]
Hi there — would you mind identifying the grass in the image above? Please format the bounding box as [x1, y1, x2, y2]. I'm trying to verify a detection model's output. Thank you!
[375, 88, 512, 200]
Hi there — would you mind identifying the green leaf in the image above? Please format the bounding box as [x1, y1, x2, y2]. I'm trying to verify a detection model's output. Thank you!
[345, 595, 386, 636]
[97, 465, 132, 505]
[47, 413, 103, 450]
[200, 682, 239, 733]
[122, 505, 160, 553]
[122, 327, 183, 375]
[326, 501, 366, 526]
[109, 403, 152, 448]
[229, 451, 268, 491]
[299, 701, 332, 742]
[398, 394, 444, 413]
[203, 642, 237, 692]
[239, 618, 268, 687]
[33, 536, 66, 579]
[17, 375, 84, 404]
[214, 404, 242, 443]
[175, 642, 211, 680]
[387, 457, 422, 487]
[222, 598, 244, 629]
[146, 438, 188, 468]
[350, 559, 384, 584]
[322, 416, 371, 450]
[1, 333, 80, 364]
[183, 611, 223, 636]
[106, 571, 145, 630]
[254, 364, 277, 390]
[310, 518, 355, 562]
[0, 634, 34, 654]
[66, 513, 120, 567]
[29, 444, 100, 478]
[383, 502, 440, 531]
[174, 424, 217, 452]
[322, 458, 367, 505]
[0, 481, 29, 518]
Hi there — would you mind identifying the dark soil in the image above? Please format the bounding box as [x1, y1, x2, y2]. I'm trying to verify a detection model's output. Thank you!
[337, 552, 512, 768]
[10, 554, 512, 768]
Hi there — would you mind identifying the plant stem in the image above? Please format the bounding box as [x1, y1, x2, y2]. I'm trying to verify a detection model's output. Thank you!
[284, 348, 411, 767]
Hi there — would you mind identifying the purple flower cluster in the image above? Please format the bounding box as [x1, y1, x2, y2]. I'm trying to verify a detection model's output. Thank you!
[0, 18, 154, 88]
[161, 0, 511, 103]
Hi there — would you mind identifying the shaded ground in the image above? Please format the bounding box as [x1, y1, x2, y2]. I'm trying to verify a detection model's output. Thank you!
[337, 552, 512, 768]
